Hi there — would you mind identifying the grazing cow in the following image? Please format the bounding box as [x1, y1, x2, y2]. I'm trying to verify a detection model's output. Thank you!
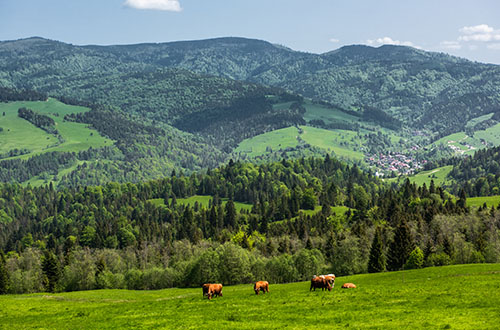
[342, 283, 356, 289]
[202, 283, 211, 297]
[310, 276, 332, 291]
[254, 281, 269, 295]
[207, 283, 223, 300]
[323, 274, 336, 288]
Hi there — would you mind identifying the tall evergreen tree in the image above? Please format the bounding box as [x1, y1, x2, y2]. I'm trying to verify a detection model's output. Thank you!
[42, 251, 60, 292]
[387, 217, 414, 271]
[0, 251, 8, 294]
[368, 227, 386, 273]
[224, 199, 237, 229]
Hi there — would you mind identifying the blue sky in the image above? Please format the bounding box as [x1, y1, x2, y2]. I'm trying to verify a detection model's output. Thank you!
[1, 0, 499, 64]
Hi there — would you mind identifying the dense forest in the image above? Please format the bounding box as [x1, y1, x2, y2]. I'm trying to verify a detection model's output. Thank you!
[2, 37, 500, 139]
[447, 146, 500, 196]
[1, 157, 498, 294]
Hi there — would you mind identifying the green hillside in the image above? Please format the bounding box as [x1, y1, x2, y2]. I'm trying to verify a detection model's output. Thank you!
[235, 125, 364, 162]
[149, 195, 253, 212]
[2, 37, 500, 186]
[388, 165, 453, 186]
[0, 98, 112, 159]
[1, 264, 498, 329]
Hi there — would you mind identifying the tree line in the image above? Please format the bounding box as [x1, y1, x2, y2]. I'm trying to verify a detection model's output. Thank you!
[0, 156, 498, 294]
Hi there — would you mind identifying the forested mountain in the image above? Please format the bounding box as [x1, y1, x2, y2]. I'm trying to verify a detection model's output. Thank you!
[1, 37, 500, 187]
[2, 37, 500, 137]
[1, 157, 497, 294]
[90, 38, 500, 136]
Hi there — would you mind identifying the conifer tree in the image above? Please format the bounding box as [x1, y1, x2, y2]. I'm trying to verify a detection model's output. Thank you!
[224, 199, 236, 229]
[387, 217, 414, 271]
[0, 251, 8, 294]
[368, 227, 386, 273]
[42, 251, 60, 292]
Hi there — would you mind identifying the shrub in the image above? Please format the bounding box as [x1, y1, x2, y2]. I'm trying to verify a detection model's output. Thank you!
[405, 247, 424, 269]
[426, 252, 451, 267]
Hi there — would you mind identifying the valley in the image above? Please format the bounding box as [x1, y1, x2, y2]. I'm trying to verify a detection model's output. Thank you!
[2, 2, 500, 329]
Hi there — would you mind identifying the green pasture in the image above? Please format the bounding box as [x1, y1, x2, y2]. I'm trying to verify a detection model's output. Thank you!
[149, 195, 253, 212]
[300, 126, 365, 160]
[299, 205, 349, 217]
[0, 264, 499, 329]
[235, 126, 299, 157]
[473, 122, 500, 146]
[429, 122, 500, 156]
[388, 165, 453, 186]
[466, 112, 494, 128]
[302, 100, 359, 125]
[235, 125, 364, 162]
[466, 195, 500, 208]
[0, 98, 112, 159]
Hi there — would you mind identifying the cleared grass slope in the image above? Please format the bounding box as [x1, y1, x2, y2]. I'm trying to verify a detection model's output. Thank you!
[0, 264, 498, 329]
[0, 98, 112, 159]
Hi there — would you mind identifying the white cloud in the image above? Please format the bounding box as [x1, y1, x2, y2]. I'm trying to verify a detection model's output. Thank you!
[440, 41, 462, 50]
[487, 43, 500, 50]
[457, 24, 500, 42]
[460, 24, 494, 35]
[329, 38, 340, 43]
[124, 0, 182, 11]
[366, 37, 420, 48]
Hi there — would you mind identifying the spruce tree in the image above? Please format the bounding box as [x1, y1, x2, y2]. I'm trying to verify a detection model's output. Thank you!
[0, 251, 8, 294]
[368, 227, 386, 273]
[42, 251, 60, 292]
[224, 199, 237, 229]
[387, 217, 414, 271]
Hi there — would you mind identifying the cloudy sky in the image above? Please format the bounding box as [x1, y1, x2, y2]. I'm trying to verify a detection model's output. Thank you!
[1, 0, 499, 64]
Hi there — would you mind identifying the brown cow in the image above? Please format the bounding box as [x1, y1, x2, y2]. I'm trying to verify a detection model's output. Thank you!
[323, 274, 336, 288]
[342, 283, 356, 289]
[202, 283, 211, 297]
[254, 281, 269, 295]
[207, 283, 223, 300]
[310, 276, 332, 291]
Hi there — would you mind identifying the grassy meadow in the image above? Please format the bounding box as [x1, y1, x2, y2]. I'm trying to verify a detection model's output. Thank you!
[0, 264, 498, 329]
[466, 195, 500, 208]
[148, 195, 253, 212]
[387, 165, 453, 186]
[0, 98, 112, 159]
[235, 125, 365, 162]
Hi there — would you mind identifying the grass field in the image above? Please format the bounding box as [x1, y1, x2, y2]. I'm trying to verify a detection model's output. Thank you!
[387, 165, 453, 186]
[300, 126, 365, 160]
[235, 126, 299, 157]
[302, 100, 359, 125]
[149, 195, 253, 212]
[466, 195, 500, 208]
[0, 98, 112, 159]
[0, 264, 498, 329]
[235, 125, 365, 162]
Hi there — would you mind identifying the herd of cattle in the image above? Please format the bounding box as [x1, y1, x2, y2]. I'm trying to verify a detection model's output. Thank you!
[202, 274, 356, 300]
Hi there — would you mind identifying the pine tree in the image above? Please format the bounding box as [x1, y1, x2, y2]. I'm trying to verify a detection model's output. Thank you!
[368, 227, 386, 273]
[0, 251, 8, 294]
[224, 199, 237, 229]
[457, 188, 467, 210]
[42, 251, 60, 292]
[387, 217, 414, 271]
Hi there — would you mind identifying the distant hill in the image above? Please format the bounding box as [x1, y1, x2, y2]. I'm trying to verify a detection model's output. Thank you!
[2, 36, 500, 137]
[1, 37, 500, 185]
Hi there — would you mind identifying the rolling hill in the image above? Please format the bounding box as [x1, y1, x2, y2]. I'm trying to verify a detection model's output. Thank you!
[1, 264, 498, 329]
[1, 36, 500, 186]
